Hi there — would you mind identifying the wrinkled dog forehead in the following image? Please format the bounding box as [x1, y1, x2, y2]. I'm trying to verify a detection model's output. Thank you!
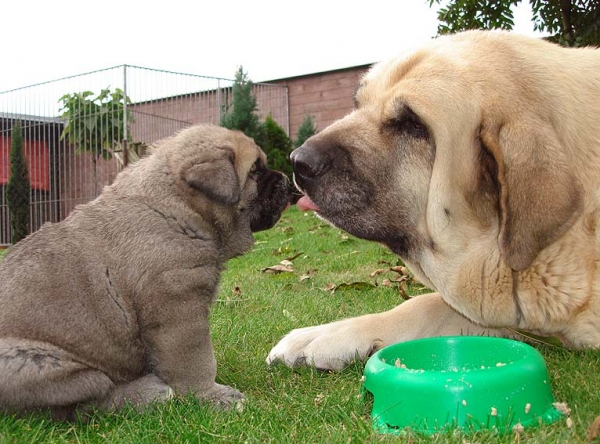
[168, 124, 261, 162]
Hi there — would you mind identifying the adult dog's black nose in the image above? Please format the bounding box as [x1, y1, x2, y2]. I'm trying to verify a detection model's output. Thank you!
[290, 145, 332, 180]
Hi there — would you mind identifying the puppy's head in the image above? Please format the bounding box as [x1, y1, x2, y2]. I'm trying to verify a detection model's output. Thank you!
[291, 31, 582, 272]
[122, 124, 290, 263]
[168, 125, 290, 234]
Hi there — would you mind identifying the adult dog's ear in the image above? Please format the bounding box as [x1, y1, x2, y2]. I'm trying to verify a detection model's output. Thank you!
[182, 147, 240, 205]
[481, 118, 583, 271]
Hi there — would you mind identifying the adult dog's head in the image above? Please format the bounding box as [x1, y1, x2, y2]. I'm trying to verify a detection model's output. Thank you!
[117, 125, 290, 258]
[292, 30, 585, 283]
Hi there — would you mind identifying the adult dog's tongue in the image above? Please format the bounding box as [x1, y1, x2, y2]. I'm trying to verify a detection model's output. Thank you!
[297, 195, 320, 212]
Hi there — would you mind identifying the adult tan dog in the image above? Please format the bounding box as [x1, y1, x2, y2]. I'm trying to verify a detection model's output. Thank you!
[0, 125, 290, 419]
[267, 30, 600, 371]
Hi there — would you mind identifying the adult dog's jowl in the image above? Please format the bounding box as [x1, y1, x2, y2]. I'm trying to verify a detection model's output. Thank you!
[0, 125, 290, 419]
[268, 30, 600, 371]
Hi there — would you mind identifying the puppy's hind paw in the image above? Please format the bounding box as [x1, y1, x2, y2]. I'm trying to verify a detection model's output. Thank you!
[200, 383, 245, 411]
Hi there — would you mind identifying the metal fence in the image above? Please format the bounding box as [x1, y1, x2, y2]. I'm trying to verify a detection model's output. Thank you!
[0, 65, 289, 246]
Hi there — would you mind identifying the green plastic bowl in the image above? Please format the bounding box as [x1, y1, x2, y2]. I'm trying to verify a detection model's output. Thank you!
[363, 336, 562, 435]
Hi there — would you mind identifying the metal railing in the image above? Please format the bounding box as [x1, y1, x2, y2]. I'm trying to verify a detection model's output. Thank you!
[0, 65, 289, 246]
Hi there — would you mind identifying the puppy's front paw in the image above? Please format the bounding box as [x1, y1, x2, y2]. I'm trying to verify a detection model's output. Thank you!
[200, 383, 245, 411]
[266, 319, 382, 371]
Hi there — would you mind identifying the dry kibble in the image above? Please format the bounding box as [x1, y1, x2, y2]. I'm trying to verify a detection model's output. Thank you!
[553, 402, 572, 416]
[394, 358, 407, 369]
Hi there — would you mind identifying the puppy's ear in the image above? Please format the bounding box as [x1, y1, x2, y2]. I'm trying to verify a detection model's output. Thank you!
[183, 148, 240, 205]
[481, 118, 582, 271]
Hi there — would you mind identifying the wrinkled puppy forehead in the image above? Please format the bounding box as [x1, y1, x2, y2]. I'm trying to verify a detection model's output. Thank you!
[164, 124, 262, 160]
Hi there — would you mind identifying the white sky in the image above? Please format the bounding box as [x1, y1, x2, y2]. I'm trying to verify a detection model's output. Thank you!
[2, 0, 543, 91]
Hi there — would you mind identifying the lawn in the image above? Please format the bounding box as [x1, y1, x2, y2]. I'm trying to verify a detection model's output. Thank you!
[0, 206, 599, 443]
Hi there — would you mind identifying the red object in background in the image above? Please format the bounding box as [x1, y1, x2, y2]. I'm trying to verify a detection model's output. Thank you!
[0, 135, 50, 191]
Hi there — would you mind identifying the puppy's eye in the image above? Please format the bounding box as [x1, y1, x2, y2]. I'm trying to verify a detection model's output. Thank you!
[249, 160, 262, 180]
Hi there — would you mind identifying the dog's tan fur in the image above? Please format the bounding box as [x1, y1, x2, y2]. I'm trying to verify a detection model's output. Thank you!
[0, 125, 290, 418]
[268, 31, 600, 371]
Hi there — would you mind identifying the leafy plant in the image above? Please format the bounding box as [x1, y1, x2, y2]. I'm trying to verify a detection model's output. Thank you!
[59, 88, 133, 195]
[5, 121, 30, 244]
[428, 0, 600, 47]
[294, 115, 318, 148]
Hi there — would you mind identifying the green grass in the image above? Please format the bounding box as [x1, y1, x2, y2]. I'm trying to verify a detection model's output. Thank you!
[1, 207, 599, 443]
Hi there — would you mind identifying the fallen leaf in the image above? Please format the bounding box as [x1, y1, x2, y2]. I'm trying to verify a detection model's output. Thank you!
[507, 329, 565, 348]
[398, 281, 411, 301]
[323, 283, 337, 292]
[587, 416, 600, 441]
[285, 252, 303, 261]
[369, 268, 388, 277]
[262, 265, 294, 274]
[279, 260, 293, 267]
[332, 282, 376, 292]
[232, 286, 242, 297]
[390, 265, 409, 276]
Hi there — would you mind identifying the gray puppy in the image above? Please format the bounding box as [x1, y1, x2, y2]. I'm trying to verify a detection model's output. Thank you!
[0, 125, 290, 420]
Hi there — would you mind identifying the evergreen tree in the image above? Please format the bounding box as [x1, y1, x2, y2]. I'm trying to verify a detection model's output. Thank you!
[6, 121, 30, 244]
[294, 115, 318, 148]
[261, 114, 293, 180]
[220, 67, 264, 144]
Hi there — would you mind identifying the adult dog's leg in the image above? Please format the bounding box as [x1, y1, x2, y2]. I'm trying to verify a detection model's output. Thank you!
[0, 338, 114, 419]
[267, 293, 509, 371]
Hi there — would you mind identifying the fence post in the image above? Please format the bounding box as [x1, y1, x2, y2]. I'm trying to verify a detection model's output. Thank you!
[122, 64, 129, 167]
[217, 79, 221, 124]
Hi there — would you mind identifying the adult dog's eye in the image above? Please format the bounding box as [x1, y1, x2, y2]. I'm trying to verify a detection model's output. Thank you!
[390, 115, 428, 139]
[386, 106, 429, 140]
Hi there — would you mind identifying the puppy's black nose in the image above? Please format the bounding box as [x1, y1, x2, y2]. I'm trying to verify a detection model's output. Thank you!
[290, 145, 331, 180]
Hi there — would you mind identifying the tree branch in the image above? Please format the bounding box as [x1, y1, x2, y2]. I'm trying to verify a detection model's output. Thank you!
[559, 0, 573, 43]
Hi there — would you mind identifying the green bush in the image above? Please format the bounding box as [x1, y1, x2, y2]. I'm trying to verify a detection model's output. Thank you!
[260, 114, 293, 180]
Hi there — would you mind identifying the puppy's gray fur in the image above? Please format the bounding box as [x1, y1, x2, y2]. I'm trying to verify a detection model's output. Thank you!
[0, 125, 289, 419]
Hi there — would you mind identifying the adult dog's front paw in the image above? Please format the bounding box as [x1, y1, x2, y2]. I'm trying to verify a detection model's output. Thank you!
[266, 318, 383, 371]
